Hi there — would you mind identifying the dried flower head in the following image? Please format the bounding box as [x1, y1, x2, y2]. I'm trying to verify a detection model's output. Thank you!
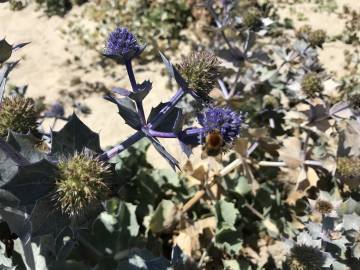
[0, 96, 39, 138]
[243, 8, 263, 30]
[301, 73, 323, 98]
[176, 51, 221, 101]
[308, 29, 326, 48]
[308, 191, 341, 217]
[348, 91, 360, 115]
[296, 25, 313, 40]
[314, 200, 333, 215]
[55, 153, 110, 216]
[337, 156, 360, 178]
[287, 245, 325, 270]
[105, 27, 140, 58]
[198, 107, 245, 148]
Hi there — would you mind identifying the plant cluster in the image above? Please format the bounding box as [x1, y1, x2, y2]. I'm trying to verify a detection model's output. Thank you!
[1, 0, 360, 269]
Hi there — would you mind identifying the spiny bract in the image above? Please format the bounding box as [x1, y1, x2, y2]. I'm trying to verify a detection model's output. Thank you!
[176, 51, 221, 101]
[0, 96, 39, 138]
[55, 153, 110, 216]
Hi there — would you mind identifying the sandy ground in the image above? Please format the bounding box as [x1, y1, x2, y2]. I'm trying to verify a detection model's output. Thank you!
[0, 0, 359, 168]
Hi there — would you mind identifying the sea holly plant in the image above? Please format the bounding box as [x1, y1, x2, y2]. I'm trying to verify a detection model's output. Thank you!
[3, 1, 360, 269]
[0, 26, 247, 269]
[100, 27, 245, 169]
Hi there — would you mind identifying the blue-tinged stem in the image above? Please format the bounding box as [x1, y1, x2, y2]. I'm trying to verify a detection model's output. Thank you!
[148, 88, 186, 129]
[147, 129, 177, 138]
[183, 127, 205, 135]
[125, 60, 146, 126]
[148, 127, 205, 138]
[101, 85, 189, 161]
[99, 131, 145, 161]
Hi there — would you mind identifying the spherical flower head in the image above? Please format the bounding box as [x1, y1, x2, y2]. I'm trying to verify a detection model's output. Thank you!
[243, 8, 263, 30]
[287, 244, 325, 270]
[176, 51, 221, 102]
[43, 101, 65, 118]
[105, 27, 140, 59]
[199, 107, 245, 145]
[301, 73, 323, 98]
[55, 153, 110, 216]
[0, 96, 39, 138]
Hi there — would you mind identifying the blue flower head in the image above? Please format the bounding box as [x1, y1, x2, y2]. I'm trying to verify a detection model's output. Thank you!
[220, 0, 232, 7]
[104, 27, 143, 62]
[199, 107, 245, 144]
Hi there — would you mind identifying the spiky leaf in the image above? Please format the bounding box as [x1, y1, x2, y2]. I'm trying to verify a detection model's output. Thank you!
[104, 95, 141, 130]
[0, 39, 12, 64]
[6, 132, 45, 163]
[51, 113, 101, 156]
[1, 160, 57, 206]
[30, 197, 68, 238]
[148, 103, 183, 133]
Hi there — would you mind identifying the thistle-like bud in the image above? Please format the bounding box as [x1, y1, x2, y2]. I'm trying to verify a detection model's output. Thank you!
[176, 51, 221, 102]
[243, 9, 263, 30]
[104, 27, 143, 62]
[308, 29, 326, 48]
[337, 157, 360, 178]
[0, 96, 39, 138]
[55, 153, 110, 216]
[301, 73, 323, 98]
[287, 245, 325, 270]
[348, 91, 360, 115]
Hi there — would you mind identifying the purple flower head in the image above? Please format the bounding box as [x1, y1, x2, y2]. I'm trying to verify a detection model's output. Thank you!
[44, 102, 65, 118]
[105, 27, 140, 58]
[220, 0, 232, 7]
[199, 107, 245, 144]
